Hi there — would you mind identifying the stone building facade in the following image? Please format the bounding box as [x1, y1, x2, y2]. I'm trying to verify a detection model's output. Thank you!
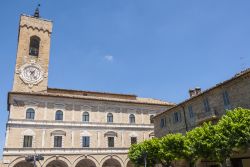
[153, 68, 250, 166]
[2, 13, 174, 167]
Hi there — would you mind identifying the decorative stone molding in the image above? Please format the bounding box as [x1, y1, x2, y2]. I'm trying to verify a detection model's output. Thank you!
[20, 129, 36, 148]
[129, 132, 138, 137]
[104, 131, 118, 137]
[51, 130, 66, 136]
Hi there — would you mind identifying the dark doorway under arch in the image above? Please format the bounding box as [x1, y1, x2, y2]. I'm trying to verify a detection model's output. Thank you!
[102, 158, 121, 167]
[75, 159, 96, 167]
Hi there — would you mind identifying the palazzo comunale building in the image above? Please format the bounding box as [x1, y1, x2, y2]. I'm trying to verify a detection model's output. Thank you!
[2, 11, 174, 167]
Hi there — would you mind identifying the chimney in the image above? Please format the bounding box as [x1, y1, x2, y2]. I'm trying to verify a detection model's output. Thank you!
[189, 89, 196, 97]
[189, 87, 202, 97]
[195, 87, 201, 95]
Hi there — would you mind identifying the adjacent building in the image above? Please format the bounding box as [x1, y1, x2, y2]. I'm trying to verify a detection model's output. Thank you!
[153, 69, 250, 166]
[2, 11, 174, 167]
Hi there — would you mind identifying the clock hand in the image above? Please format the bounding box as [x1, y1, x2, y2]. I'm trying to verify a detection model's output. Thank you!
[30, 70, 35, 75]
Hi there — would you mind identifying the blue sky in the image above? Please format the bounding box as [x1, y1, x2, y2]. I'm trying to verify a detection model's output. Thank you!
[0, 0, 250, 154]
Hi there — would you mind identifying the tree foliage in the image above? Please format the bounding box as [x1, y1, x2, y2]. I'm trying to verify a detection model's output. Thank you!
[128, 138, 161, 166]
[159, 133, 192, 166]
[218, 108, 250, 151]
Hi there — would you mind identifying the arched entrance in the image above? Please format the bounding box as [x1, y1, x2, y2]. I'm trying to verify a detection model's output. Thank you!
[102, 158, 121, 167]
[13, 161, 33, 167]
[75, 159, 96, 167]
[126, 160, 135, 167]
[46, 160, 68, 167]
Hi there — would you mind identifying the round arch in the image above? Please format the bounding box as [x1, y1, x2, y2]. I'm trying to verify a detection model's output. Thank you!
[126, 160, 135, 167]
[43, 156, 71, 167]
[124, 157, 136, 167]
[100, 155, 123, 167]
[9, 156, 41, 167]
[73, 155, 99, 167]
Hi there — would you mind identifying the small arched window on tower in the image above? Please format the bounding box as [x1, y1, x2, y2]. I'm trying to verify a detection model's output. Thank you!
[29, 36, 40, 57]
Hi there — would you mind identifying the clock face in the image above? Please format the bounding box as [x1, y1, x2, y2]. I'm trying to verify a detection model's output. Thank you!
[23, 66, 42, 82]
[19, 63, 44, 86]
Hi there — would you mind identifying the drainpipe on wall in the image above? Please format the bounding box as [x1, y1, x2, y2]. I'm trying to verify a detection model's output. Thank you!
[181, 106, 188, 132]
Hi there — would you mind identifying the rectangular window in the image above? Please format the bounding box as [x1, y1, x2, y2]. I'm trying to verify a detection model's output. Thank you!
[173, 112, 182, 123]
[108, 137, 114, 147]
[222, 91, 230, 107]
[131, 137, 137, 145]
[203, 98, 210, 112]
[82, 136, 90, 147]
[23, 136, 33, 147]
[188, 105, 194, 118]
[54, 136, 62, 147]
[160, 118, 166, 128]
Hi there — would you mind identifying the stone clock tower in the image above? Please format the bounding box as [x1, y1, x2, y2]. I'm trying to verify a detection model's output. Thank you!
[13, 8, 53, 92]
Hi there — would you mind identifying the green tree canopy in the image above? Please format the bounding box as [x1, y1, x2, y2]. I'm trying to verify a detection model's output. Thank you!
[217, 108, 250, 151]
[128, 138, 161, 166]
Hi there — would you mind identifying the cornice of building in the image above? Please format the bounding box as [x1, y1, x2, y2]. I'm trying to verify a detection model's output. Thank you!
[8, 90, 174, 109]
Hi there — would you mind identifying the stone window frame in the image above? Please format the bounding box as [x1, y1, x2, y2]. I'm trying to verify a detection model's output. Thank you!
[107, 113, 113, 123]
[82, 111, 90, 122]
[55, 110, 64, 121]
[82, 136, 90, 147]
[53, 136, 63, 148]
[25, 107, 36, 120]
[129, 132, 139, 145]
[23, 135, 33, 147]
[50, 130, 66, 148]
[80, 131, 92, 147]
[104, 131, 117, 148]
[21, 129, 36, 148]
[129, 114, 135, 124]
[107, 136, 115, 147]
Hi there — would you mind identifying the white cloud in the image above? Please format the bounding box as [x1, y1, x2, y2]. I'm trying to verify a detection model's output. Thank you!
[104, 54, 114, 62]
